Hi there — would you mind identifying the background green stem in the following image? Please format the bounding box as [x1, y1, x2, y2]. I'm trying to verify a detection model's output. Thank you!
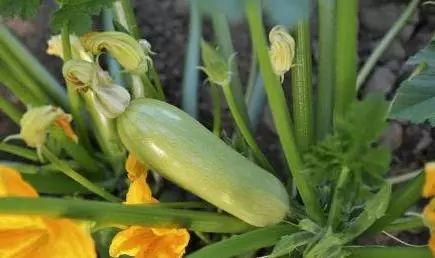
[0, 197, 252, 233]
[291, 21, 314, 151]
[316, 0, 336, 141]
[357, 0, 420, 89]
[182, 0, 202, 117]
[210, 84, 222, 136]
[222, 83, 274, 173]
[347, 246, 431, 258]
[334, 0, 358, 121]
[0, 95, 23, 123]
[0, 24, 68, 109]
[245, 0, 324, 224]
[61, 25, 93, 152]
[0, 142, 39, 161]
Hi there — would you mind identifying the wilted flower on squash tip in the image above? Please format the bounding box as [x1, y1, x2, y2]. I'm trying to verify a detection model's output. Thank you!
[0, 166, 96, 258]
[81, 31, 152, 74]
[268, 25, 295, 82]
[109, 154, 190, 258]
[46, 34, 93, 62]
[4, 106, 77, 160]
[63, 60, 131, 118]
[200, 40, 232, 86]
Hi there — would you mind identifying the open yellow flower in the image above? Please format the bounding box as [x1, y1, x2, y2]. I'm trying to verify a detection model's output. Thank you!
[110, 154, 190, 258]
[0, 166, 96, 258]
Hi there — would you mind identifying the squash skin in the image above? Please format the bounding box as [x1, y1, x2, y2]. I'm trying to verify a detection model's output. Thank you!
[117, 98, 289, 227]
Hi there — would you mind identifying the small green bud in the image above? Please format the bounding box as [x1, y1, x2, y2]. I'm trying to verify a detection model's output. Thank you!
[268, 25, 295, 82]
[200, 40, 232, 86]
[81, 32, 152, 74]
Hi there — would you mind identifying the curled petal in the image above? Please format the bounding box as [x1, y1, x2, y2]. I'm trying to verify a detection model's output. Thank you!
[81, 32, 150, 74]
[126, 174, 157, 205]
[126, 153, 148, 181]
[268, 25, 295, 81]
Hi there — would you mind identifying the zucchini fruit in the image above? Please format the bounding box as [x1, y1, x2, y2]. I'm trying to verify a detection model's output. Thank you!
[117, 98, 289, 227]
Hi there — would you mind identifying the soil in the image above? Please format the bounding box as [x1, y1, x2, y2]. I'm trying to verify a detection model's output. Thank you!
[2, 0, 435, 249]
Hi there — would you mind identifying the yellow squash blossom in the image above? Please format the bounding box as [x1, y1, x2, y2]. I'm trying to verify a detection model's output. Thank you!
[422, 163, 435, 256]
[423, 162, 435, 198]
[110, 154, 190, 258]
[0, 166, 96, 258]
[268, 25, 295, 82]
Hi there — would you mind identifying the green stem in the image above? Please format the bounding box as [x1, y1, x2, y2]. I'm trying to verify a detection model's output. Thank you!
[316, 0, 336, 141]
[41, 146, 120, 202]
[334, 0, 358, 121]
[0, 197, 253, 233]
[347, 246, 431, 258]
[102, 8, 124, 85]
[0, 95, 22, 123]
[150, 67, 165, 101]
[327, 167, 350, 230]
[140, 74, 159, 99]
[357, 0, 420, 89]
[222, 83, 274, 173]
[211, 12, 249, 126]
[210, 84, 222, 136]
[0, 142, 38, 161]
[291, 21, 314, 151]
[0, 24, 68, 109]
[117, 0, 140, 38]
[0, 61, 42, 106]
[366, 172, 424, 234]
[83, 92, 126, 173]
[245, 0, 324, 224]
[187, 225, 298, 258]
[0, 42, 52, 105]
[182, 0, 202, 117]
[61, 24, 93, 152]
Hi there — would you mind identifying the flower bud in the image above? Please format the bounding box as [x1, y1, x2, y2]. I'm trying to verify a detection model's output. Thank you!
[81, 32, 151, 74]
[200, 40, 232, 86]
[46, 35, 93, 62]
[62, 60, 130, 118]
[12, 106, 77, 159]
[268, 25, 295, 82]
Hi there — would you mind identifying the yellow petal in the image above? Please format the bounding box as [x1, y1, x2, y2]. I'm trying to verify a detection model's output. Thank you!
[423, 162, 435, 198]
[430, 231, 435, 257]
[110, 226, 156, 257]
[126, 153, 148, 181]
[126, 174, 157, 205]
[110, 226, 189, 258]
[0, 229, 49, 258]
[44, 218, 97, 258]
[0, 166, 38, 197]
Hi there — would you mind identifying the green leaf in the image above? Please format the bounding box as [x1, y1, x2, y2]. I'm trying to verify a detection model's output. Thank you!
[0, 0, 43, 19]
[389, 37, 435, 124]
[187, 225, 298, 258]
[339, 182, 391, 242]
[304, 229, 349, 258]
[50, 0, 115, 34]
[270, 231, 314, 258]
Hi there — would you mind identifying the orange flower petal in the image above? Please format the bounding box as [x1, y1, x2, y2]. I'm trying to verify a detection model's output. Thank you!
[54, 115, 78, 143]
[126, 174, 157, 205]
[423, 163, 435, 198]
[430, 231, 435, 257]
[0, 166, 38, 197]
[0, 229, 49, 258]
[44, 218, 96, 258]
[110, 226, 189, 258]
[126, 153, 148, 181]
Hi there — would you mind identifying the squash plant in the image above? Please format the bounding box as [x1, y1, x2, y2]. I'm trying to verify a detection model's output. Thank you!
[0, 0, 432, 257]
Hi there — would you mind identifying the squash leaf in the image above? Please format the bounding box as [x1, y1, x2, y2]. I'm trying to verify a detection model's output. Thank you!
[51, 0, 116, 34]
[389, 37, 435, 124]
[269, 231, 314, 258]
[0, 0, 43, 19]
